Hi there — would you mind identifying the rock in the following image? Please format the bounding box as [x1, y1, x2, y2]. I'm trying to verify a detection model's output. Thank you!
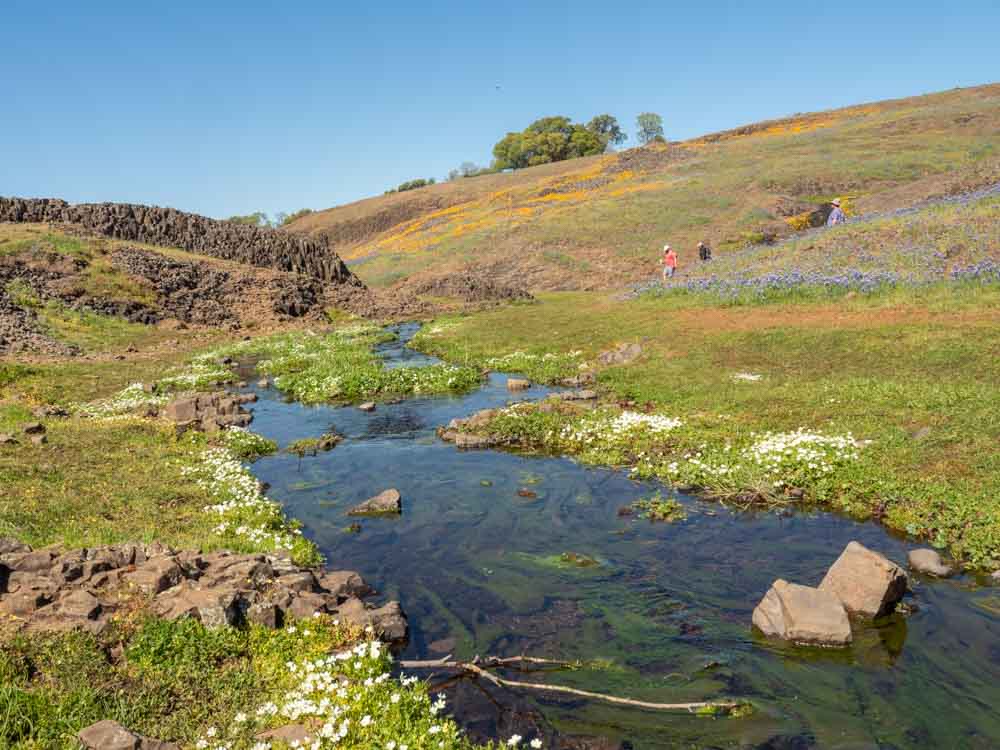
[59, 589, 101, 619]
[125, 557, 184, 595]
[336, 597, 408, 645]
[0, 538, 31, 555]
[32, 405, 69, 418]
[8, 549, 56, 573]
[752, 579, 852, 646]
[77, 720, 141, 750]
[819, 541, 908, 618]
[507, 378, 531, 391]
[256, 725, 313, 745]
[288, 592, 330, 619]
[908, 548, 953, 577]
[992, 570, 1000, 583]
[358, 401, 376, 412]
[348, 489, 402, 516]
[154, 584, 242, 628]
[162, 392, 253, 433]
[597, 342, 642, 366]
[318, 570, 371, 601]
[21, 422, 46, 435]
[454, 432, 493, 449]
[257, 378, 269, 388]
[275, 571, 318, 593]
[557, 389, 598, 401]
[246, 601, 281, 628]
[0, 433, 17, 445]
[0, 590, 52, 616]
[30, 434, 47, 446]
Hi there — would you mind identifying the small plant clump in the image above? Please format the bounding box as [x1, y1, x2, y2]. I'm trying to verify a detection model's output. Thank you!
[630, 493, 687, 522]
[222, 428, 278, 461]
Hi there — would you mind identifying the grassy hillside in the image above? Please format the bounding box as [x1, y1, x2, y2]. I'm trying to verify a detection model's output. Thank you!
[288, 83, 1000, 289]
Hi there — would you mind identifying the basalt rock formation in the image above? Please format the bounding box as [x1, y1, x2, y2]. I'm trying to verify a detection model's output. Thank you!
[0, 197, 362, 285]
[0, 539, 408, 647]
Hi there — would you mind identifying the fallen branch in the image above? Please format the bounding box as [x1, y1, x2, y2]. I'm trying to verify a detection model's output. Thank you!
[399, 654, 741, 713]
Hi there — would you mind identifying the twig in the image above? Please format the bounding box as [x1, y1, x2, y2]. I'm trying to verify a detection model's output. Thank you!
[398, 655, 739, 713]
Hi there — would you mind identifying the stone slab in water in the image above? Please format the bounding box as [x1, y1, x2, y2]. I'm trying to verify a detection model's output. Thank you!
[819, 540, 908, 618]
[752, 578, 852, 646]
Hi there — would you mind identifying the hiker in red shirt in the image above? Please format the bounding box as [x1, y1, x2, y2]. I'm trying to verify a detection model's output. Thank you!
[662, 244, 678, 280]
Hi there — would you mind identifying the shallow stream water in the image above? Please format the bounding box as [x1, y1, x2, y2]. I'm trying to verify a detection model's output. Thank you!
[240, 324, 1000, 749]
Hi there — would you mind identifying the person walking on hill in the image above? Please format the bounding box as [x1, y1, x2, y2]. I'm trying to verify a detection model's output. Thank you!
[826, 198, 846, 226]
[697, 240, 713, 262]
[662, 244, 678, 280]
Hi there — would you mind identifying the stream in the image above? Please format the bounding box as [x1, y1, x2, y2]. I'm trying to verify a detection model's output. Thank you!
[238, 324, 1000, 749]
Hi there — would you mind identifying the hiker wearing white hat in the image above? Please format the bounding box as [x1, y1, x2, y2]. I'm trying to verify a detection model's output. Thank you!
[827, 198, 846, 226]
[662, 244, 678, 280]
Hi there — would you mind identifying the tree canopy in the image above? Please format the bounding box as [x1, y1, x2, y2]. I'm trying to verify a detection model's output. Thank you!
[492, 114, 626, 170]
[636, 112, 665, 146]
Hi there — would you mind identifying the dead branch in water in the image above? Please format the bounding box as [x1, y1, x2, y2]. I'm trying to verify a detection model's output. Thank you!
[398, 654, 741, 713]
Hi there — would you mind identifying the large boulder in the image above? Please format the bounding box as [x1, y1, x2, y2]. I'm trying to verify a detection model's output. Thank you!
[907, 548, 953, 577]
[819, 541, 908, 618]
[752, 579, 852, 646]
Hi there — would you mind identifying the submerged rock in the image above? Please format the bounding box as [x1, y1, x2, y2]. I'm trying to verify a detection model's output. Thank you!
[752, 579, 852, 646]
[348, 488, 402, 515]
[908, 548, 954, 577]
[819, 541, 908, 618]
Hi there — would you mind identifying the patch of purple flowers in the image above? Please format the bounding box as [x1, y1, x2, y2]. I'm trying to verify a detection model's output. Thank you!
[949, 259, 1000, 283]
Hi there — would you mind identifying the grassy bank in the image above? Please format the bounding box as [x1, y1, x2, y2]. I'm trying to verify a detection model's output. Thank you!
[411, 287, 1000, 568]
[1, 614, 504, 750]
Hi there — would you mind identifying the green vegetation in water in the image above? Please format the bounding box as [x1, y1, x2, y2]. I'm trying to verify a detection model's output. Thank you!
[559, 551, 601, 568]
[0, 615, 506, 749]
[287, 433, 342, 456]
[209, 325, 483, 404]
[630, 492, 687, 522]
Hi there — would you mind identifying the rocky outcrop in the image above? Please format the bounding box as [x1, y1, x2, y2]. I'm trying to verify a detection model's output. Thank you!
[907, 548, 953, 577]
[819, 541, 908, 618]
[112, 248, 326, 324]
[0, 540, 408, 647]
[752, 579, 852, 646]
[161, 391, 257, 434]
[0, 197, 362, 285]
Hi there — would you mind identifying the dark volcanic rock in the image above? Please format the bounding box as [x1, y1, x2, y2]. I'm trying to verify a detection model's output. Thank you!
[1, 196, 361, 285]
[0, 540, 407, 647]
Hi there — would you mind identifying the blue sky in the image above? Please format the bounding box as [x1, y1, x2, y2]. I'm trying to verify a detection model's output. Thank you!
[1, 1, 997, 219]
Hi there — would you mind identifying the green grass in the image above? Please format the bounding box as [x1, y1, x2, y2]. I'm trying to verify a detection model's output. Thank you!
[0, 614, 498, 750]
[411, 289, 1000, 568]
[210, 325, 483, 404]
